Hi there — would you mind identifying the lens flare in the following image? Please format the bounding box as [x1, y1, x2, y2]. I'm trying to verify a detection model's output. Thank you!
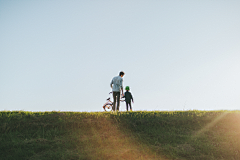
[193, 112, 228, 137]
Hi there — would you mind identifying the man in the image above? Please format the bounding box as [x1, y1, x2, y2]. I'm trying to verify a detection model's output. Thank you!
[110, 71, 125, 111]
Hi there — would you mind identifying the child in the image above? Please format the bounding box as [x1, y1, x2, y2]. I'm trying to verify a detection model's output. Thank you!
[123, 86, 134, 111]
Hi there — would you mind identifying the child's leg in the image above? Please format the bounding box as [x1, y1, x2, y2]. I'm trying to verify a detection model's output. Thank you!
[129, 102, 132, 110]
[126, 102, 128, 111]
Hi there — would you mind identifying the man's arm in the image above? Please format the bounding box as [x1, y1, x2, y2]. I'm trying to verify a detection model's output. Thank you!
[120, 78, 124, 96]
[122, 92, 125, 98]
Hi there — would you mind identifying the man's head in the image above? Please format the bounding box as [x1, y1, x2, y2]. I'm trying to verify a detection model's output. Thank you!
[119, 71, 125, 77]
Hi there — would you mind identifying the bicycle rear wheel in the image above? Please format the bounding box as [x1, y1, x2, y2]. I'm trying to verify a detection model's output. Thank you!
[103, 104, 113, 111]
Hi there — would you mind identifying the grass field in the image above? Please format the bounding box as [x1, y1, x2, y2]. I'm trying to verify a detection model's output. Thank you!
[1, 110, 240, 160]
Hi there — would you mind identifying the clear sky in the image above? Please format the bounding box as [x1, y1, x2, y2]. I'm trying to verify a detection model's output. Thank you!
[1, 0, 240, 112]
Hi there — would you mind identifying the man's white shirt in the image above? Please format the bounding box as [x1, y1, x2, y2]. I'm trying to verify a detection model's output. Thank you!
[110, 76, 123, 92]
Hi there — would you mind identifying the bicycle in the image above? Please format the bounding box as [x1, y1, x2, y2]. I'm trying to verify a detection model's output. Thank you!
[102, 92, 124, 111]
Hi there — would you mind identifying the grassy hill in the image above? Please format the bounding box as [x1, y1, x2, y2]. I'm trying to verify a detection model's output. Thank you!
[1, 111, 240, 160]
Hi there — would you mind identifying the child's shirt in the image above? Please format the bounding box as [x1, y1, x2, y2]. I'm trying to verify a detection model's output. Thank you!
[123, 91, 133, 103]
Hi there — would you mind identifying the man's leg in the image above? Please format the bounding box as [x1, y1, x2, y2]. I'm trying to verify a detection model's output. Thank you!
[116, 92, 120, 111]
[112, 92, 117, 111]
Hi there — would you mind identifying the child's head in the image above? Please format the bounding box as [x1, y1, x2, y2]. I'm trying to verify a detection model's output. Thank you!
[125, 86, 130, 91]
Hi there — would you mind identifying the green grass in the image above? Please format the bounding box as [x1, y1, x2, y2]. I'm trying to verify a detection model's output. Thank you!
[1, 110, 240, 159]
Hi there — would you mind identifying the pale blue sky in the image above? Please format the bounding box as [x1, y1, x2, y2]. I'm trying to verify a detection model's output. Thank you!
[1, 0, 240, 112]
